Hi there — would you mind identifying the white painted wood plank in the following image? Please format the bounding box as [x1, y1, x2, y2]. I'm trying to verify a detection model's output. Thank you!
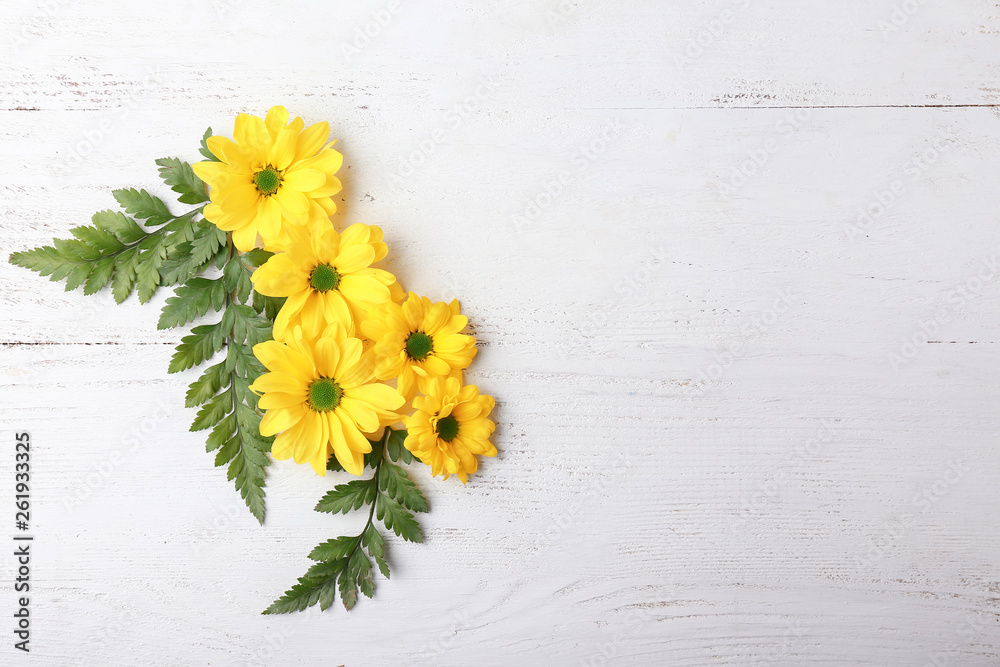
[2, 1, 1000, 665]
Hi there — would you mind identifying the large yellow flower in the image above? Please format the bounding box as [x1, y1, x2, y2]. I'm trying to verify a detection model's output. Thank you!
[403, 377, 496, 484]
[251, 220, 397, 341]
[192, 105, 343, 252]
[250, 324, 405, 476]
[361, 293, 477, 400]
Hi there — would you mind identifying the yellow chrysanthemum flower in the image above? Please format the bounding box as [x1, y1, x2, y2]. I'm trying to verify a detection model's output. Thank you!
[403, 377, 496, 484]
[251, 220, 397, 341]
[249, 324, 405, 476]
[192, 105, 343, 252]
[361, 293, 477, 400]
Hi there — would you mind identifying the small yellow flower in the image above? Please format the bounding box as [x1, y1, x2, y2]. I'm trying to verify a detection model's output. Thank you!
[251, 220, 397, 341]
[193, 105, 343, 252]
[250, 324, 405, 476]
[403, 377, 496, 484]
[361, 293, 477, 400]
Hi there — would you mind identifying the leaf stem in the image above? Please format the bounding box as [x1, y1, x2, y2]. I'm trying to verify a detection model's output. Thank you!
[343, 429, 390, 566]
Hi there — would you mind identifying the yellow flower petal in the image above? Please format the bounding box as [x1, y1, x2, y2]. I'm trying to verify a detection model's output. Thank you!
[264, 105, 290, 137]
[314, 337, 340, 378]
[339, 274, 390, 305]
[338, 397, 379, 433]
[232, 223, 258, 252]
[283, 168, 326, 192]
[343, 383, 404, 411]
[333, 243, 375, 274]
[255, 196, 282, 240]
[252, 254, 307, 297]
[294, 121, 330, 161]
[259, 402, 307, 437]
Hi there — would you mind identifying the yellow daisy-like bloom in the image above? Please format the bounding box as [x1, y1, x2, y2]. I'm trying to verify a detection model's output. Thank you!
[192, 105, 343, 252]
[361, 293, 477, 400]
[249, 325, 405, 476]
[251, 220, 397, 341]
[403, 377, 496, 484]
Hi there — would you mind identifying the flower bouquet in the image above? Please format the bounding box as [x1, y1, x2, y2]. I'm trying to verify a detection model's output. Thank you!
[10, 106, 498, 613]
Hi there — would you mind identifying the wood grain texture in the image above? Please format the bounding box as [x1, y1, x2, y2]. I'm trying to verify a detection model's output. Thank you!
[2, 1, 1000, 665]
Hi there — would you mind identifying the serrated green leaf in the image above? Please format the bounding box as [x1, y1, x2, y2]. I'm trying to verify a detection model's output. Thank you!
[207, 415, 237, 451]
[70, 224, 125, 253]
[339, 570, 358, 611]
[53, 237, 102, 262]
[315, 480, 377, 515]
[230, 303, 272, 347]
[309, 535, 359, 562]
[155, 156, 209, 204]
[191, 389, 230, 431]
[385, 428, 413, 464]
[168, 321, 227, 373]
[226, 341, 267, 379]
[199, 127, 221, 162]
[111, 247, 139, 303]
[83, 255, 116, 295]
[9, 246, 66, 277]
[185, 362, 226, 407]
[361, 526, 389, 580]
[348, 550, 374, 599]
[215, 433, 241, 466]
[326, 454, 346, 473]
[158, 277, 224, 330]
[63, 262, 92, 292]
[112, 188, 173, 226]
[262, 559, 344, 615]
[223, 255, 253, 303]
[134, 236, 166, 304]
[379, 462, 429, 513]
[244, 248, 273, 267]
[92, 210, 147, 244]
[375, 494, 424, 543]
[159, 223, 225, 287]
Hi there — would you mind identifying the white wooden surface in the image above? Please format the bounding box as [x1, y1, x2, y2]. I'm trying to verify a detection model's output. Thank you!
[2, 1, 1000, 665]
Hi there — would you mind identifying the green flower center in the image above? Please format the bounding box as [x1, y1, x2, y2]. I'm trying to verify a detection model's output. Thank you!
[435, 415, 460, 442]
[253, 166, 282, 196]
[405, 331, 434, 361]
[308, 378, 342, 412]
[310, 264, 341, 292]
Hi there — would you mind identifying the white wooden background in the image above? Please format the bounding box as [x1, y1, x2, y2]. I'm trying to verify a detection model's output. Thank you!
[2, 1, 1000, 665]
